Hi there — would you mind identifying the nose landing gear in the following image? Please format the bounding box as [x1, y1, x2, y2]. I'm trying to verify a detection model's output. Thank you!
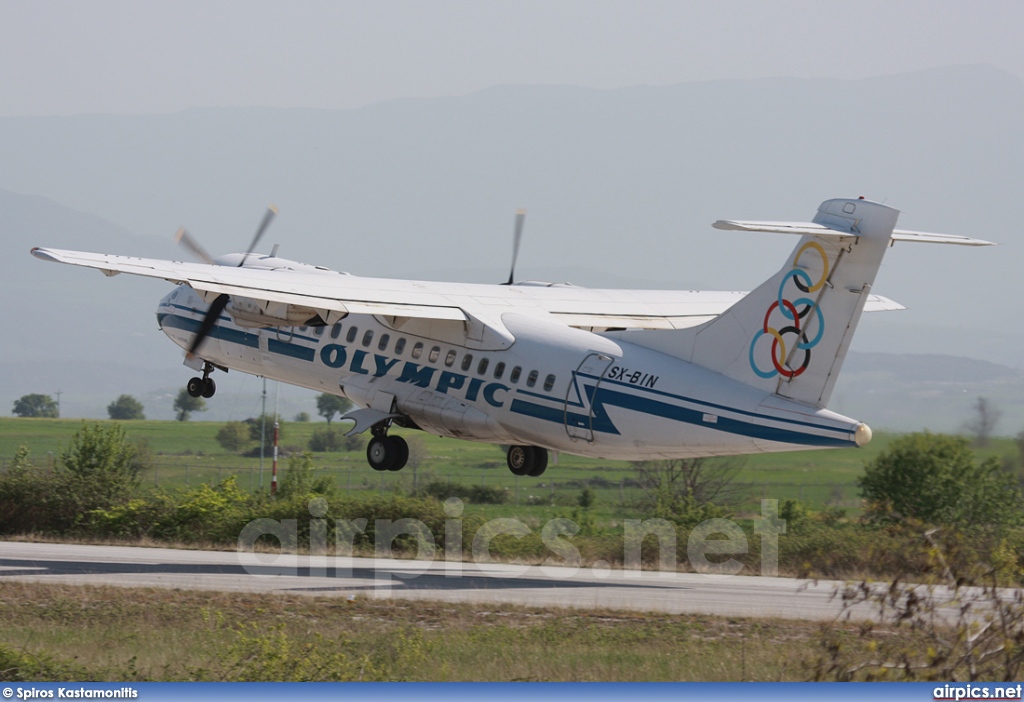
[186, 361, 217, 399]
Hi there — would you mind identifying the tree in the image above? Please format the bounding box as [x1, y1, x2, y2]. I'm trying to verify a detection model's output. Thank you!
[247, 414, 284, 453]
[858, 432, 1023, 528]
[309, 426, 344, 452]
[216, 421, 252, 452]
[316, 393, 352, 424]
[173, 389, 206, 422]
[294, 412, 310, 422]
[964, 396, 1002, 447]
[107, 394, 145, 420]
[12, 394, 58, 418]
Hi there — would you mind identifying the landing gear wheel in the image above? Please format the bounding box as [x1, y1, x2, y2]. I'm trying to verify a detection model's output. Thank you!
[387, 436, 409, 471]
[367, 436, 396, 472]
[527, 448, 548, 477]
[507, 445, 533, 476]
[186, 377, 204, 398]
[201, 377, 217, 398]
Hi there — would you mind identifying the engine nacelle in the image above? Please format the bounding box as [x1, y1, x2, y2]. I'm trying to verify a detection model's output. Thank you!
[226, 297, 322, 328]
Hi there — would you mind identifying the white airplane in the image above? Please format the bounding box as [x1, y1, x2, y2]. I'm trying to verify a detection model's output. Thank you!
[32, 197, 991, 477]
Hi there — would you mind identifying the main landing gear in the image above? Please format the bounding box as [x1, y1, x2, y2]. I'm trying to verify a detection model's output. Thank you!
[366, 425, 409, 472]
[186, 362, 217, 399]
[506, 445, 548, 477]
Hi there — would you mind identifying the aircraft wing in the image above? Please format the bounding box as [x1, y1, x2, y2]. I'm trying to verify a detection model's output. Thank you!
[31, 247, 904, 333]
[30, 248, 468, 322]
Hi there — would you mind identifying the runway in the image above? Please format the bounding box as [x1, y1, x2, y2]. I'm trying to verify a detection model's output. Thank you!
[0, 540, 886, 621]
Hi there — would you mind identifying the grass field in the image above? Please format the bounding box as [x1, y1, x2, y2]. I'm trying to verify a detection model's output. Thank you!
[1, 417, 1019, 522]
[0, 579, 884, 682]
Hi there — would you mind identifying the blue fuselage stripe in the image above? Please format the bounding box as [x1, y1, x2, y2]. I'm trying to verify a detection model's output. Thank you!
[267, 338, 316, 362]
[510, 386, 855, 448]
[157, 313, 260, 349]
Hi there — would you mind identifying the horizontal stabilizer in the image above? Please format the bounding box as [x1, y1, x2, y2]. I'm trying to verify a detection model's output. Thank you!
[712, 221, 995, 246]
[863, 295, 904, 312]
[712, 220, 858, 237]
[890, 229, 995, 246]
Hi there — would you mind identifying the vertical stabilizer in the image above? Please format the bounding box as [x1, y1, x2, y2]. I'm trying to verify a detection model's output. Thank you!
[686, 198, 899, 407]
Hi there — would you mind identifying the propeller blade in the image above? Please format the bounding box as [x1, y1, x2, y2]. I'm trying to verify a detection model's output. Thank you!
[188, 294, 230, 355]
[239, 204, 279, 267]
[505, 208, 526, 285]
[174, 227, 215, 265]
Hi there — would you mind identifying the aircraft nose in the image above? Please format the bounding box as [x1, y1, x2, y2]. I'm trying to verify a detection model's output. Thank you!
[156, 287, 181, 329]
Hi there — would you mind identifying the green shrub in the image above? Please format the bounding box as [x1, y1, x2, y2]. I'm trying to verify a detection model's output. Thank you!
[216, 421, 252, 452]
[859, 433, 1024, 528]
[0, 643, 91, 682]
[308, 426, 345, 452]
[421, 479, 508, 505]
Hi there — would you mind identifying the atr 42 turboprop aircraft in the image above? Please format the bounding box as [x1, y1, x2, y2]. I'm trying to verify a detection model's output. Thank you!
[31, 197, 992, 477]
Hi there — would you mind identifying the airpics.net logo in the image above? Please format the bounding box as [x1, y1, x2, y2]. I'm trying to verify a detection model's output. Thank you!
[934, 684, 1023, 700]
[231, 497, 787, 586]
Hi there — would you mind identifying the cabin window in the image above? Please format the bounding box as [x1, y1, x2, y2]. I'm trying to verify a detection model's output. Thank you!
[461, 354, 473, 372]
[526, 370, 538, 388]
[429, 346, 441, 363]
[330, 323, 342, 340]
[510, 366, 522, 384]
[493, 362, 505, 379]
[299, 326, 308, 332]
[543, 374, 556, 392]
[346, 326, 358, 343]
[362, 330, 374, 347]
[412, 342, 424, 359]
[395, 338, 406, 355]
[445, 350, 457, 367]
[477, 358, 489, 375]
[314, 326, 325, 337]
[378, 333, 390, 351]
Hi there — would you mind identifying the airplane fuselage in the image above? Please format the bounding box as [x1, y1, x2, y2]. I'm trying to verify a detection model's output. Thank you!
[157, 284, 866, 461]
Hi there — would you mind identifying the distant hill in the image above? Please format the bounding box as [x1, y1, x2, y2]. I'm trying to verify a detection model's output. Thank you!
[831, 352, 1024, 433]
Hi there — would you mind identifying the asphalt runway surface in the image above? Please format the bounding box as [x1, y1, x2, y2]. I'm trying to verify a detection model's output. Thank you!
[0, 540, 904, 622]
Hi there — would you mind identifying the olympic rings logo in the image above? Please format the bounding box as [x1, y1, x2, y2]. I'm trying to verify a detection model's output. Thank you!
[748, 241, 829, 379]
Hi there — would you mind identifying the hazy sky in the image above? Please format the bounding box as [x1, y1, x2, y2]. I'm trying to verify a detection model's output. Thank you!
[3, 0, 1023, 116]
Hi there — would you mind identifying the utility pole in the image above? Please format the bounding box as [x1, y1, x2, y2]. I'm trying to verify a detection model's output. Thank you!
[259, 377, 266, 489]
[271, 381, 280, 495]
[54, 390, 62, 418]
